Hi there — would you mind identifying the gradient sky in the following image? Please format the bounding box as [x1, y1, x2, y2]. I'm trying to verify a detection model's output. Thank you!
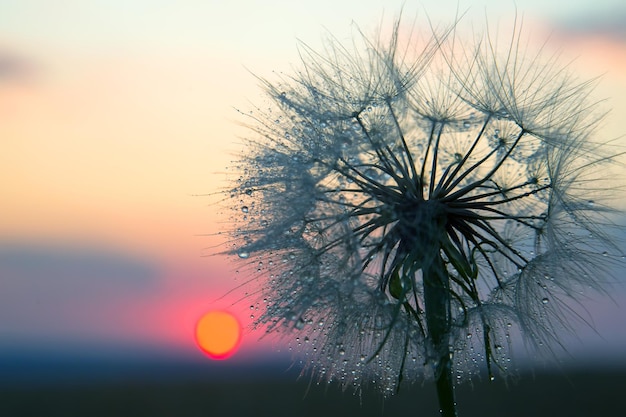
[1, 0, 626, 366]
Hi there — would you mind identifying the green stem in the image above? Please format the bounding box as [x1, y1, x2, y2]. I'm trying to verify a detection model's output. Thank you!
[423, 254, 458, 417]
[435, 353, 457, 417]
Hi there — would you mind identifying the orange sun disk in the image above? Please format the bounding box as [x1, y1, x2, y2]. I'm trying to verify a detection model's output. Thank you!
[195, 310, 242, 360]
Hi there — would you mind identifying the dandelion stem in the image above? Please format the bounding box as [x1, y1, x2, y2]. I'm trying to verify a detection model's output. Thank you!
[423, 253, 458, 417]
[435, 355, 457, 417]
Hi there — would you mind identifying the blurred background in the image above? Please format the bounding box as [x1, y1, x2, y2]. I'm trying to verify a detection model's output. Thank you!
[1, 0, 626, 415]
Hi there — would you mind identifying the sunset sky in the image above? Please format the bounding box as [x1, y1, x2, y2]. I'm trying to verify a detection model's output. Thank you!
[1, 0, 626, 370]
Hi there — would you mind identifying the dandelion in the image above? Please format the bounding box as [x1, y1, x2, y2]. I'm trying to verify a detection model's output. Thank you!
[223, 14, 623, 417]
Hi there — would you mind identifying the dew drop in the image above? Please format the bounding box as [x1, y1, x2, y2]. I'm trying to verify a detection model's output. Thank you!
[602, 251, 609, 257]
[542, 297, 549, 304]
[238, 250, 250, 259]
[463, 121, 471, 128]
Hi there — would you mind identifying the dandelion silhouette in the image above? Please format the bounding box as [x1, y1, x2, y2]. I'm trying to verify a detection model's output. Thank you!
[225, 14, 622, 417]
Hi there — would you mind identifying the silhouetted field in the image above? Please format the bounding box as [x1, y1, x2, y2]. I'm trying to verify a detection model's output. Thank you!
[0, 369, 624, 417]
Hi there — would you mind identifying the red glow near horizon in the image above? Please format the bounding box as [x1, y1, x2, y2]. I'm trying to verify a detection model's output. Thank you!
[195, 310, 242, 360]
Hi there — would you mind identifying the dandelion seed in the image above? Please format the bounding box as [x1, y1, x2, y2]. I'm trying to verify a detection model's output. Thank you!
[221, 13, 623, 417]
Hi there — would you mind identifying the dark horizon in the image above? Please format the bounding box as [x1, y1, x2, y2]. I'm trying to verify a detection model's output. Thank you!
[1, 355, 624, 417]
[2, 341, 625, 385]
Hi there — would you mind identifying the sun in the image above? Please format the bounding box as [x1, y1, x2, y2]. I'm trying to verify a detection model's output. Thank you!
[195, 310, 242, 360]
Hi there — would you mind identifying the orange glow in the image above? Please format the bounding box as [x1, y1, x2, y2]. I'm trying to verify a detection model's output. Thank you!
[195, 310, 242, 360]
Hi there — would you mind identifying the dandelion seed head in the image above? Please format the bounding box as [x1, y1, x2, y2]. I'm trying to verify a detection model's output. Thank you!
[221, 16, 623, 394]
